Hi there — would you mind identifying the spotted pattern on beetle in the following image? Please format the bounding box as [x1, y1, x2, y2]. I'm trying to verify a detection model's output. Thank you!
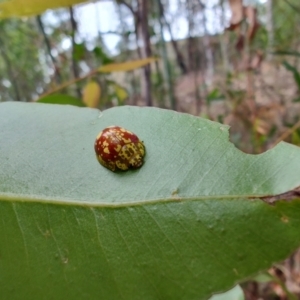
[94, 126, 145, 172]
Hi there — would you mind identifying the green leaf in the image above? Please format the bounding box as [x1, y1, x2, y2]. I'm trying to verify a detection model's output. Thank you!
[273, 50, 300, 57]
[1, 102, 300, 300]
[292, 130, 300, 146]
[292, 96, 300, 102]
[93, 46, 114, 65]
[206, 88, 225, 103]
[282, 61, 300, 89]
[73, 42, 85, 61]
[37, 94, 85, 107]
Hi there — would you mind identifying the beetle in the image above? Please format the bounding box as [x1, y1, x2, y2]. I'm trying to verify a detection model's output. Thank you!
[94, 126, 145, 172]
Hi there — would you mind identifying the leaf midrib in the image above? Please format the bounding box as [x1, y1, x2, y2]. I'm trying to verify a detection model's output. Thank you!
[0, 193, 271, 208]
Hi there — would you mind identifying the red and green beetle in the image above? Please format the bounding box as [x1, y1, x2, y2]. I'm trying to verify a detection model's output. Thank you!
[94, 126, 145, 172]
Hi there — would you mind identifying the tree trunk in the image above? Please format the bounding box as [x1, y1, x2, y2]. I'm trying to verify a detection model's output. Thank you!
[116, 3, 129, 55]
[156, 0, 176, 110]
[199, 1, 214, 85]
[137, 0, 152, 106]
[116, 0, 142, 58]
[186, 0, 195, 71]
[266, 0, 274, 60]
[219, 0, 230, 72]
[158, 0, 188, 75]
[36, 15, 62, 84]
[69, 7, 81, 98]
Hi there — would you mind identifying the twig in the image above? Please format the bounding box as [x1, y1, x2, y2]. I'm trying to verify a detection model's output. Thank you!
[116, 0, 135, 16]
[272, 119, 300, 147]
[36, 15, 62, 84]
[283, 0, 300, 14]
[35, 69, 98, 101]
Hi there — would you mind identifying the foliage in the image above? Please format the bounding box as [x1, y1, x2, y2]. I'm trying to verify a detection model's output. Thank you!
[274, 50, 300, 102]
[0, 19, 44, 102]
[1, 0, 300, 298]
[1, 102, 300, 299]
[272, 0, 300, 49]
[37, 94, 85, 106]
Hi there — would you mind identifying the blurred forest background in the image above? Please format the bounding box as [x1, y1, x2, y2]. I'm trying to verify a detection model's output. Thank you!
[1, 0, 300, 298]
[1, 0, 300, 153]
